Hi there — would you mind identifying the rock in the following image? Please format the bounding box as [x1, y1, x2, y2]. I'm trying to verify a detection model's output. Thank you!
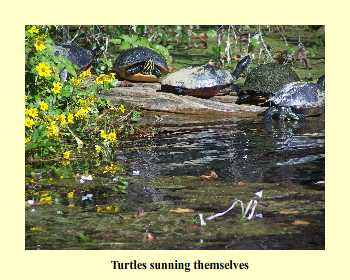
[101, 83, 264, 115]
[212, 95, 238, 103]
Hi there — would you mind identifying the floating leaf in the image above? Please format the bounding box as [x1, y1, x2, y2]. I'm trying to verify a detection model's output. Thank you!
[291, 219, 310, 225]
[30, 226, 45, 232]
[280, 209, 300, 215]
[170, 208, 194, 213]
[145, 232, 156, 242]
[96, 204, 119, 213]
[200, 170, 218, 180]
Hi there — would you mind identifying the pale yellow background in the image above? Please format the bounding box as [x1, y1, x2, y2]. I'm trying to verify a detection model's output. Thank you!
[1, 0, 349, 278]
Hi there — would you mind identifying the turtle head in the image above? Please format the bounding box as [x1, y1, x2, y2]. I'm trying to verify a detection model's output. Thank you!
[142, 59, 155, 75]
[232, 55, 251, 80]
[91, 45, 104, 59]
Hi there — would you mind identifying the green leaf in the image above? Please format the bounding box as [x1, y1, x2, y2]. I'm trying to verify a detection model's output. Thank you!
[152, 44, 172, 64]
[111, 38, 122, 45]
[61, 84, 73, 97]
[206, 30, 217, 39]
[131, 111, 141, 122]
[120, 41, 131, 50]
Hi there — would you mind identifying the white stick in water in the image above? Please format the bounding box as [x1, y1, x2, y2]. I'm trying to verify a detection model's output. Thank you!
[199, 191, 263, 225]
[206, 199, 244, 221]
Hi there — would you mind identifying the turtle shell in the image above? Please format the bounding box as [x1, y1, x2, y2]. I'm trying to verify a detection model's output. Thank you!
[54, 43, 93, 70]
[269, 81, 325, 109]
[161, 64, 234, 98]
[113, 47, 168, 82]
[238, 63, 300, 105]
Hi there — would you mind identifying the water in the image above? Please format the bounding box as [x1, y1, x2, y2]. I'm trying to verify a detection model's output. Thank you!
[25, 114, 325, 250]
[121, 116, 324, 185]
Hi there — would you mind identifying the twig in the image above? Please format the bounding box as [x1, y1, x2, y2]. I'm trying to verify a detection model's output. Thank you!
[276, 25, 288, 47]
[67, 125, 84, 148]
[68, 25, 82, 44]
[258, 26, 273, 62]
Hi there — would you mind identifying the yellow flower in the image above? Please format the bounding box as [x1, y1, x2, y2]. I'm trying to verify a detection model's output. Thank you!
[74, 107, 90, 120]
[25, 117, 35, 129]
[95, 145, 102, 153]
[95, 73, 116, 84]
[62, 160, 70, 166]
[67, 191, 74, 199]
[34, 39, 46, 51]
[108, 131, 117, 143]
[39, 193, 52, 205]
[52, 81, 62, 94]
[103, 76, 112, 83]
[86, 96, 96, 102]
[25, 136, 32, 144]
[58, 113, 66, 125]
[28, 25, 39, 34]
[79, 67, 92, 79]
[109, 73, 116, 79]
[95, 74, 106, 84]
[36, 62, 52, 77]
[47, 121, 59, 137]
[67, 113, 74, 124]
[25, 107, 38, 119]
[103, 73, 116, 83]
[100, 130, 108, 140]
[103, 163, 121, 174]
[118, 104, 126, 113]
[71, 77, 82, 87]
[40, 101, 48, 111]
[63, 150, 71, 160]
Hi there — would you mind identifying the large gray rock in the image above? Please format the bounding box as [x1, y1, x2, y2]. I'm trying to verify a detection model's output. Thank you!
[101, 83, 264, 115]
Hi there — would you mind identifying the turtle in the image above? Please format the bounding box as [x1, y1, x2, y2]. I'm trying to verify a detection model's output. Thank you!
[53, 42, 100, 81]
[160, 55, 251, 98]
[54, 42, 98, 70]
[264, 75, 325, 121]
[236, 63, 300, 105]
[113, 47, 169, 82]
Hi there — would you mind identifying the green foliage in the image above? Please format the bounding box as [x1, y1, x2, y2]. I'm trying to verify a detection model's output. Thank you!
[131, 111, 141, 122]
[95, 57, 113, 74]
[287, 46, 297, 55]
[211, 45, 224, 59]
[25, 25, 142, 188]
[112, 176, 128, 194]
[206, 29, 217, 39]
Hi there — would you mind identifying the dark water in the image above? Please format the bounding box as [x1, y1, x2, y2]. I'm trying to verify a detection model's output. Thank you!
[26, 114, 325, 250]
[122, 116, 324, 186]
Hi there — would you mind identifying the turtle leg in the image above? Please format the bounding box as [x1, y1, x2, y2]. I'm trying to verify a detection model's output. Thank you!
[278, 107, 304, 121]
[152, 66, 162, 78]
[264, 106, 279, 122]
[229, 83, 240, 94]
[126, 64, 144, 75]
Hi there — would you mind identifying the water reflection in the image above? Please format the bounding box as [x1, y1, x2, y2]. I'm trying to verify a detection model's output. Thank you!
[121, 116, 324, 185]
